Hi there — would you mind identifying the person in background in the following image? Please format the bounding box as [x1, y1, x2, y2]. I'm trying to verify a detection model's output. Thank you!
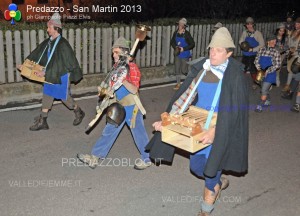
[285, 11, 295, 36]
[239, 17, 265, 90]
[282, 17, 300, 112]
[254, 34, 281, 112]
[282, 17, 300, 94]
[274, 23, 289, 87]
[171, 18, 195, 90]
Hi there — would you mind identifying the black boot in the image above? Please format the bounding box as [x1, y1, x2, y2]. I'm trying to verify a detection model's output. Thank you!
[281, 91, 293, 100]
[73, 107, 85, 126]
[29, 115, 49, 131]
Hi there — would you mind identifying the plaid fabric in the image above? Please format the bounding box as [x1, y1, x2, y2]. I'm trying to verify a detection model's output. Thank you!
[170, 80, 197, 114]
[127, 62, 141, 89]
[255, 47, 281, 74]
[170, 59, 229, 114]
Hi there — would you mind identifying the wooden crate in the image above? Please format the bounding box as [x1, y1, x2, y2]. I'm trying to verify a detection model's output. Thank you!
[20, 59, 49, 83]
[161, 106, 217, 153]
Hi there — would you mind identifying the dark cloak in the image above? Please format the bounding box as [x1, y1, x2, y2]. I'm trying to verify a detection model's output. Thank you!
[145, 57, 249, 177]
[26, 36, 82, 84]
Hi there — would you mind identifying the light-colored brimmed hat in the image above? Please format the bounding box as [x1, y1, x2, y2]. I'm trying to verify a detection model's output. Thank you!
[207, 27, 236, 49]
[47, 13, 62, 28]
[177, 18, 188, 27]
[245, 17, 254, 24]
[214, 22, 223, 30]
[277, 23, 286, 29]
[112, 36, 130, 49]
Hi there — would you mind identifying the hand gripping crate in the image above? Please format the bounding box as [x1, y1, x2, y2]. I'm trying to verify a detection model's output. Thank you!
[161, 106, 217, 153]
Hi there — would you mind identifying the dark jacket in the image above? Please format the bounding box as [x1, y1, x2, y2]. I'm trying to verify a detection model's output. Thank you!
[170, 29, 195, 51]
[146, 57, 249, 177]
[26, 36, 82, 84]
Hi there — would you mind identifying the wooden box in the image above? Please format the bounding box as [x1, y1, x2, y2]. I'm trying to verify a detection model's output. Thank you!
[161, 106, 217, 153]
[20, 59, 48, 83]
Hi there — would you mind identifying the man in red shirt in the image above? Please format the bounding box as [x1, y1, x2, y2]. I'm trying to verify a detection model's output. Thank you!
[77, 37, 151, 170]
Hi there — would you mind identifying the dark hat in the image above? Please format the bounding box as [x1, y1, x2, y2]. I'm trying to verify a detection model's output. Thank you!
[266, 33, 277, 42]
[295, 17, 300, 23]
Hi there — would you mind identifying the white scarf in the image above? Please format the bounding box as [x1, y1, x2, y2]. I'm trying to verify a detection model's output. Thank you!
[202, 59, 229, 79]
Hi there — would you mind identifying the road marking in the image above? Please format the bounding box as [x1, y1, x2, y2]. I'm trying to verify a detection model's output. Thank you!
[0, 83, 175, 113]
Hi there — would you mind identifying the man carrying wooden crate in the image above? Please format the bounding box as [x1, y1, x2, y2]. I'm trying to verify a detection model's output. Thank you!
[17, 13, 84, 131]
[147, 27, 249, 216]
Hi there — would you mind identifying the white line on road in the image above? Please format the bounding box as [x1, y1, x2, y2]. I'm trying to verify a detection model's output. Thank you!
[0, 83, 175, 113]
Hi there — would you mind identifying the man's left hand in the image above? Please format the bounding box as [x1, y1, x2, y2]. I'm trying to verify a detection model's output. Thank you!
[199, 127, 216, 144]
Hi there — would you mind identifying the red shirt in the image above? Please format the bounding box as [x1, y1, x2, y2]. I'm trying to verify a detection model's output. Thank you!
[126, 62, 141, 89]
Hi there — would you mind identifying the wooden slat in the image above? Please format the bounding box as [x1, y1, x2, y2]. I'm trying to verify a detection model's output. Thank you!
[62, 29, 67, 38]
[95, 28, 101, 73]
[196, 25, 202, 58]
[125, 26, 130, 42]
[107, 28, 112, 70]
[156, 26, 162, 66]
[14, 31, 22, 82]
[23, 30, 30, 60]
[75, 28, 81, 66]
[89, 28, 95, 74]
[192, 25, 198, 59]
[5, 31, 14, 83]
[38, 29, 44, 44]
[119, 26, 124, 37]
[170, 25, 176, 64]
[82, 29, 88, 74]
[0, 31, 5, 83]
[151, 26, 157, 67]
[200, 24, 206, 56]
[165, 26, 171, 65]
[146, 28, 151, 67]
[68, 29, 74, 50]
[204, 24, 211, 56]
[161, 26, 167, 66]
[30, 30, 37, 53]
[102, 28, 108, 73]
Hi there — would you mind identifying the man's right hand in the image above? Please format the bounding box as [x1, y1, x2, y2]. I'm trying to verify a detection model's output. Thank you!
[17, 64, 23, 71]
[152, 121, 162, 132]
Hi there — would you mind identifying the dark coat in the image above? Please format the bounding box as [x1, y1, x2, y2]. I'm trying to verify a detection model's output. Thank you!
[146, 57, 249, 177]
[26, 36, 82, 84]
[170, 30, 195, 51]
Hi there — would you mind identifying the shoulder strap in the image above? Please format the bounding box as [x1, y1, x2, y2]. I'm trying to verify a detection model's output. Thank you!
[45, 35, 61, 69]
[178, 69, 206, 113]
[204, 79, 223, 130]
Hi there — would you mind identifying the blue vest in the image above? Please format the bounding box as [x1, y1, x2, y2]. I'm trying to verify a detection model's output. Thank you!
[259, 56, 276, 84]
[243, 36, 259, 56]
[176, 34, 191, 59]
[115, 85, 135, 125]
[194, 81, 219, 158]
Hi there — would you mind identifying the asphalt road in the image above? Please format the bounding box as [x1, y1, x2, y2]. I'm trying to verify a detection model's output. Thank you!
[0, 74, 299, 216]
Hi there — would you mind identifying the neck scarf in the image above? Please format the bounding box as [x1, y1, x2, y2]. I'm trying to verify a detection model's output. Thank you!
[203, 59, 229, 79]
